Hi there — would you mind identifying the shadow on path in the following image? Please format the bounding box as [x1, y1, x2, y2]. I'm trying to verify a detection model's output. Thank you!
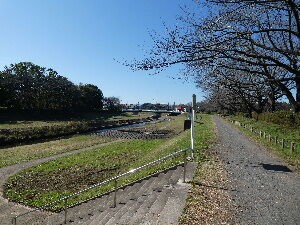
[261, 163, 292, 172]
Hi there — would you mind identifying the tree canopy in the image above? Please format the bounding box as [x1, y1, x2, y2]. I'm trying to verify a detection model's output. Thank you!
[0, 62, 104, 112]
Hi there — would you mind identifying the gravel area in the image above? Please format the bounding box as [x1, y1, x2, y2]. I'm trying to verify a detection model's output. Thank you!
[213, 116, 300, 225]
[95, 128, 174, 140]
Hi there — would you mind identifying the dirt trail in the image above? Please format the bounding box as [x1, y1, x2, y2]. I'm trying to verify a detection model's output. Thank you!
[213, 116, 300, 225]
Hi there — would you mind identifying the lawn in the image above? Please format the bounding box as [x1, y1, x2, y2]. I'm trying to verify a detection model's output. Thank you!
[0, 134, 112, 168]
[0, 112, 175, 169]
[229, 115, 300, 170]
[4, 114, 214, 211]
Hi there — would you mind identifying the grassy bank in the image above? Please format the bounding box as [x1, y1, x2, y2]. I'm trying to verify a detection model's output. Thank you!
[229, 115, 300, 170]
[0, 135, 112, 168]
[4, 114, 214, 210]
[0, 112, 152, 129]
[0, 112, 152, 146]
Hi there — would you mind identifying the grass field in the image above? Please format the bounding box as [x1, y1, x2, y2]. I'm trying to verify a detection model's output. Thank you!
[4, 114, 214, 210]
[0, 135, 113, 168]
[229, 115, 300, 170]
[0, 112, 153, 147]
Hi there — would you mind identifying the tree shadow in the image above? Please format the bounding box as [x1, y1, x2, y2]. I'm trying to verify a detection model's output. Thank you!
[189, 180, 236, 192]
[261, 163, 292, 172]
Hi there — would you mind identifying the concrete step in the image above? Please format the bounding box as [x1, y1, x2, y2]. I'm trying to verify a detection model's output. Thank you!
[157, 182, 191, 225]
[25, 162, 196, 225]
[76, 175, 157, 225]
[118, 167, 180, 225]
[90, 176, 158, 225]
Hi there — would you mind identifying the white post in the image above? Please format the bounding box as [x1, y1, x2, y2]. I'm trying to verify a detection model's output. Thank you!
[191, 94, 196, 158]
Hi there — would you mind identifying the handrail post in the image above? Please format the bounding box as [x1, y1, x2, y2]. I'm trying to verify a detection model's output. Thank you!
[183, 150, 187, 183]
[113, 179, 117, 208]
[64, 198, 68, 224]
[12, 217, 17, 225]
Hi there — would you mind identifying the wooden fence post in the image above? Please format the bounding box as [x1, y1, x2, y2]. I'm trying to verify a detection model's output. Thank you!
[275, 136, 278, 144]
[282, 139, 285, 149]
[291, 142, 295, 152]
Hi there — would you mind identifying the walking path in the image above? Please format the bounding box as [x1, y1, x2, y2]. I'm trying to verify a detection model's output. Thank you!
[213, 116, 300, 225]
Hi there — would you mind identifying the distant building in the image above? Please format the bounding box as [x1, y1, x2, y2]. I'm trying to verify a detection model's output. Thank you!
[177, 105, 186, 112]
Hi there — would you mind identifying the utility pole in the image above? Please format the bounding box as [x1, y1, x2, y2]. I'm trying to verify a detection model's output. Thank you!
[191, 94, 196, 158]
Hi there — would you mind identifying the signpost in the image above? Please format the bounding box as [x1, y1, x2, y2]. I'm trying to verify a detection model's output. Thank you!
[191, 94, 196, 158]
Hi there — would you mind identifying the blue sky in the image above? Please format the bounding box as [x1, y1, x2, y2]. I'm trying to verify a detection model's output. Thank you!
[0, 0, 204, 104]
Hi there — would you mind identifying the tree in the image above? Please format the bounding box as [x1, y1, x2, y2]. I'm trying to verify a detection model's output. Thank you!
[103, 97, 122, 112]
[0, 62, 104, 112]
[128, 0, 300, 112]
[78, 84, 104, 111]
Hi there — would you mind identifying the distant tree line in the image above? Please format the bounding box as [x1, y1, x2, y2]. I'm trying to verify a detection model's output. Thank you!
[128, 0, 299, 114]
[0, 62, 106, 112]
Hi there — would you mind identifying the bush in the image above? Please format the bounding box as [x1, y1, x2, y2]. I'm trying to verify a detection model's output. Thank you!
[251, 110, 299, 128]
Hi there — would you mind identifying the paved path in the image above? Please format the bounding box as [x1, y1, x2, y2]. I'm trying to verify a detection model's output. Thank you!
[214, 116, 300, 225]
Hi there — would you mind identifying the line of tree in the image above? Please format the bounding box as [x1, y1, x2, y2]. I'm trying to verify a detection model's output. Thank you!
[127, 0, 299, 114]
[0, 62, 104, 112]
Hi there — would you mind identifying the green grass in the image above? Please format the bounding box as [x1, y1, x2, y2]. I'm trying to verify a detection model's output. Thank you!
[0, 112, 177, 168]
[4, 114, 214, 211]
[0, 135, 113, 168]
[229, 115, 300, 170]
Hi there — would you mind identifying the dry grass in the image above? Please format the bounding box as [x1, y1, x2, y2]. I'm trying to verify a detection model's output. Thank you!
[180, 154, 234, 225]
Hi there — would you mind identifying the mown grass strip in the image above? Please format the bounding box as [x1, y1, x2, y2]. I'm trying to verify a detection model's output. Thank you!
[228, 115, 300, 170]
[4, 114, 213, 210]
[0, 112, 154, 168]
[0, 135, 112, 168]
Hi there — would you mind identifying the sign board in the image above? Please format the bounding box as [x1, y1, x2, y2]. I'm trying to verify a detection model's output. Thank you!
[192, 94, 196, 110]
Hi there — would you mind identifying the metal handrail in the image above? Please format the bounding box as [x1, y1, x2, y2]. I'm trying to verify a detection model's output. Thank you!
[12, 147, 192, 224]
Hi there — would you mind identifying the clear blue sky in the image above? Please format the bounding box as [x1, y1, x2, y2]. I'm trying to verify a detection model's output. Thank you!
[0, 0, 204, 104]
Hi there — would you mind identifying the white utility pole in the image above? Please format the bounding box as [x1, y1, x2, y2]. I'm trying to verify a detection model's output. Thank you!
[191, 94, 196, 158]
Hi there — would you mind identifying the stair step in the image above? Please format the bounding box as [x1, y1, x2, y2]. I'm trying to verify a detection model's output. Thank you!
[42, 163, 196, 225]
[127, 167, 180, 225]
[157, 182, 191, 224]
[119, 168, 178, 225]
[78, 176, 157, 225]
[95, 176, 158, 225]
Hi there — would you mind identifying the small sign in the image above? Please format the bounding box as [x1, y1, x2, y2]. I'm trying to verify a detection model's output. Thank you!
[192, 94, 196, 110]
[184, 119, 191, 131]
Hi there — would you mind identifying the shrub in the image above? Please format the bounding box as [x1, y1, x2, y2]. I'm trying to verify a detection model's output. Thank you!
[251, 110, 299, 128]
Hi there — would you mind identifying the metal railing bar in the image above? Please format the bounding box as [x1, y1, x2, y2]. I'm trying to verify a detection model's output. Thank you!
[66, 162, 185, 209]
[13, 147, 191, 222]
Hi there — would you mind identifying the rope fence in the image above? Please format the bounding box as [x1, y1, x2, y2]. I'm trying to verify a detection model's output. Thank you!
[229, 119, 298, 153]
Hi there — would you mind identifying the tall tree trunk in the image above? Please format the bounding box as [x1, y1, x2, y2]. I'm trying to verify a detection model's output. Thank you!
[277, 81, 299, 112]
[295, 75, 300, 112]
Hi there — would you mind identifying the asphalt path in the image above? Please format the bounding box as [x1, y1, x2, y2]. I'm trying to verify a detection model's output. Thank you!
[213, 116, 300, 225]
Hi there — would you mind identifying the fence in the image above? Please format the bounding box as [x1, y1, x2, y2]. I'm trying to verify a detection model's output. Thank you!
[229, 120, 297, 152]
[12, 147, 192, 225]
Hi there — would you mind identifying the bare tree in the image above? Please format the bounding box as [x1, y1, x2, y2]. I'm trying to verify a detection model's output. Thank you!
[128, 0, 300, 111]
